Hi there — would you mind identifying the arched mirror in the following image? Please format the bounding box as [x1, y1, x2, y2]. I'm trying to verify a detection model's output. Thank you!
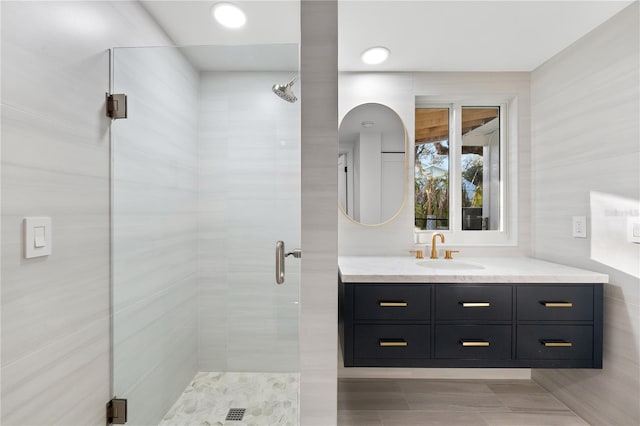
[338, 103, 407, 225]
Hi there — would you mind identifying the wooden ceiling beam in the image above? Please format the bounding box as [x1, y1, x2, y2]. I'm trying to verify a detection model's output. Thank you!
[461, 108, 498, 121]
[415, 107, 498, 143]
[416, 124, 449, 142]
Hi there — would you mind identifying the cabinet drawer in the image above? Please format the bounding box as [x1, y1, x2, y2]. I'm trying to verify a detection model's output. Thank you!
[517, 325, 593, 360]
[435, 325, 511, 359]
[354, 324, 430, 359]
[517, 286, 593, 321]
[436, 285, 511, 321]
[354, 285, 430, 320]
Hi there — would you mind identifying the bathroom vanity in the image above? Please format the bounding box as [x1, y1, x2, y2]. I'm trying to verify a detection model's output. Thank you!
[339, 257, 607, 369]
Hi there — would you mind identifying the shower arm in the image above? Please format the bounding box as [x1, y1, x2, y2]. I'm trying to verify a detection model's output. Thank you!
[286, 76, 298, 87]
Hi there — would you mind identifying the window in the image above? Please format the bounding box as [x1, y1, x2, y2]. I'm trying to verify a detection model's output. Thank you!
[415, 108, 450, 230]
[460, 106, 500, 231]
[415, 101, 513, 245]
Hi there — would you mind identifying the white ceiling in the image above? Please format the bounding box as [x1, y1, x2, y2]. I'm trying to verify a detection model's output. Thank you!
[142, 0, 634, 72]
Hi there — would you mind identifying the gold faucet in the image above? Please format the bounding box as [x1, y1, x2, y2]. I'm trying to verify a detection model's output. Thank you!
[409, 249, 424, 259]
[444, 250, 460, 260]
[430, 233, 445, 259]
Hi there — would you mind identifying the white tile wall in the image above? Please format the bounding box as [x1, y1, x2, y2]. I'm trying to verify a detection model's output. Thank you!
[531, 3, 640, 425]
[0, 2, 173, 425]
[338, 72, 532, 258]
[111, 46, 200, 426]
[197, 71, 300, 373]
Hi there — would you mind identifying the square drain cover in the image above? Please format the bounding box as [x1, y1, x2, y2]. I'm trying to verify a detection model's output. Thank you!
[225, 408, 246, 421]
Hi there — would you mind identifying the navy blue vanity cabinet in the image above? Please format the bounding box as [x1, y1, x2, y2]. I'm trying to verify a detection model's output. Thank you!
[339, 278, 603, 369]
[434, 285, 512, 362]
[515, 284, 603, 368]
[341, 283, 431, 367]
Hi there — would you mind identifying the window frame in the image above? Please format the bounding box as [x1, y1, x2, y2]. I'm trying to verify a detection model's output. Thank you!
[414, 97, 518, 246]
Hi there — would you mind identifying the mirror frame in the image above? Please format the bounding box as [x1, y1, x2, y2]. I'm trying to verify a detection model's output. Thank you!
[338, 102, 409, 226]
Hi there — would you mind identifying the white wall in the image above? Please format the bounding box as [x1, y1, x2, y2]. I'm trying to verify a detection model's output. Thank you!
[111, 46, 199, 426]
[0, 2, 173, 425]
[197, 71, 300, 373]
[339, 72, 531, 257]
[530, 3, 640, 425]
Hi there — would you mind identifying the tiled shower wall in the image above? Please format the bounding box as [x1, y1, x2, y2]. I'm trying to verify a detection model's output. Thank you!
[1, 2, 337, 425]
[0, 2, 174, 425]
[111, 46, 200, 426]
[197, 71, 300, 372]
[531, 3, 640, 425]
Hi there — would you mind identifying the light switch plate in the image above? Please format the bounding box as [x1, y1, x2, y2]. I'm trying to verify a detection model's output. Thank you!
[24, 217, 52, 258]
[572, 216, 587, 238]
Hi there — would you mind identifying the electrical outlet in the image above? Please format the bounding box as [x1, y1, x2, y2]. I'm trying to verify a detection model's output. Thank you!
[628, 218, 640, 244]
[573, 216, 587, 238]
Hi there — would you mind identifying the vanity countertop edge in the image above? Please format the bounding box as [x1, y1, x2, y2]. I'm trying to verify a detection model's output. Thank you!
[338, 256, 609, 284]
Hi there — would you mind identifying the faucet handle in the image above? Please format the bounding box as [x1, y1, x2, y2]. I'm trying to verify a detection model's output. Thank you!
[444, 250, 460, 260]
[409, 249, 424, 259]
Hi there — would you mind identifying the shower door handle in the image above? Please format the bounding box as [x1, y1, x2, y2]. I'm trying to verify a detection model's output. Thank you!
[275, 241, 301, 285]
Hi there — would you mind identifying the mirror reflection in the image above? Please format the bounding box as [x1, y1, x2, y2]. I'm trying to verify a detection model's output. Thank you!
[338, 103, 407, 225]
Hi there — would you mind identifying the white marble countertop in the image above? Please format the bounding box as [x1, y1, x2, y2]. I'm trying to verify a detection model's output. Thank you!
[338, 256, 609, 284]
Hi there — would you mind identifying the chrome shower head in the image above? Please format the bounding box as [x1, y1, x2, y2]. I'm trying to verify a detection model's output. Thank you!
[272, 76, 298, 103]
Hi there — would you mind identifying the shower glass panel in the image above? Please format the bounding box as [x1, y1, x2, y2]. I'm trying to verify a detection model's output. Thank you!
[111, 44, 300, 425]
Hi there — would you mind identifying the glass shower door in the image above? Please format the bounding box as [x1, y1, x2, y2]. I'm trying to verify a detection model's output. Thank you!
[110, 44, 300, 425]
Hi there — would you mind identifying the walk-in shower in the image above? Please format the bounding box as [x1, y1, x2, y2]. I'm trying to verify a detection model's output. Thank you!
[110, 44, 301, 425]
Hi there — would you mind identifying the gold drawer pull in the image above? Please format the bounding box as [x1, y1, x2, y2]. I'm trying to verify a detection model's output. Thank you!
[460, 302, 490, 308]
[542, 340, 573, 347]
[379, 340, 408, 347]
[460, 340, 490, 347]
[379, 301, 408, 307]
[542, 302, 573, 308]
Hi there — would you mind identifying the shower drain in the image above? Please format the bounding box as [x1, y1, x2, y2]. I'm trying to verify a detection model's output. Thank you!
[225, 408, 246, 421]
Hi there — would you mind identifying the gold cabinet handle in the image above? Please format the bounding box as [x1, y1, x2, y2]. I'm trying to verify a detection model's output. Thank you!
[379, 340, 408, 347]
[542, 302, 573, 308]
[460, 340, 490, 347]
[460, 302, 491, 307]
[541, 340, 573, 347]
[379, 301, 408, 307]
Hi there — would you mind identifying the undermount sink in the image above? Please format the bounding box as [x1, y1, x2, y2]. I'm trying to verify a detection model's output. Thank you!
[416, 259, 485, 270]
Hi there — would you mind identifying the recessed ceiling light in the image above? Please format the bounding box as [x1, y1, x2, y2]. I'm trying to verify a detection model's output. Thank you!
[212, 2, 246, 29]
[361, 121, 375, 128]
[361, 47, 390, 65]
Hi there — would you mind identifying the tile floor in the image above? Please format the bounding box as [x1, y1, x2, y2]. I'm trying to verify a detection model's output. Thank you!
[159, 372, 299, 426]
[338, 378, 588, 426]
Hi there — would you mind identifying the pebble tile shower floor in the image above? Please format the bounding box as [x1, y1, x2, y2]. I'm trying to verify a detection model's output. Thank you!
[159, 372, 298, 426]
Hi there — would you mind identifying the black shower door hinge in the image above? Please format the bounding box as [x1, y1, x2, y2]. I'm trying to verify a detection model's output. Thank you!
[106, 398, 127, 425]
[106, 93, 128, 119]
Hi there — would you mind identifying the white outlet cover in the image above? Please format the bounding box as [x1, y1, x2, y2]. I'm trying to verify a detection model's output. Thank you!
[572, 216, 587, 238]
